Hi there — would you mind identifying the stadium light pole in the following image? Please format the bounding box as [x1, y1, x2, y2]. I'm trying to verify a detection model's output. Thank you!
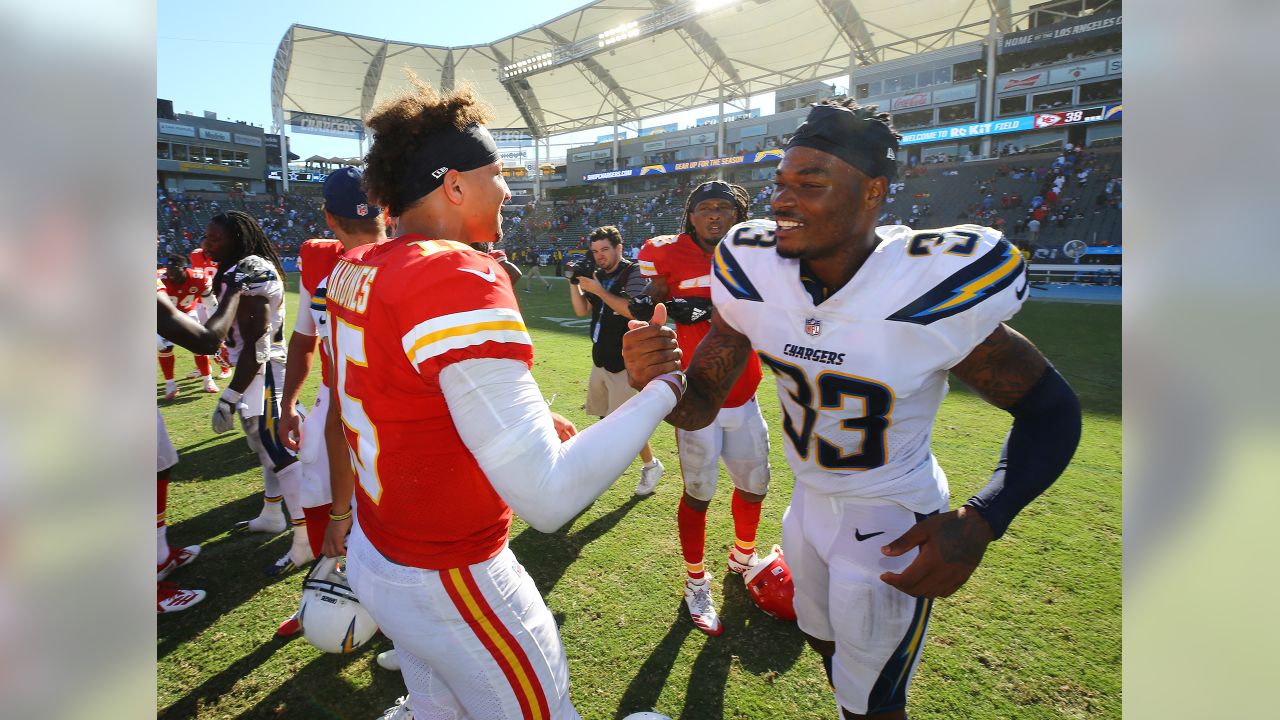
[980, 12, 999, 158]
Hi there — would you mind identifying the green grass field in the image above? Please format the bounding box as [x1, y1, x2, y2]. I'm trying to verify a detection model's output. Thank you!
[157, 273, 1120, 720]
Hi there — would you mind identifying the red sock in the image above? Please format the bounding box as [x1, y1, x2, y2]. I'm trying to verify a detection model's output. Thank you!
[678, 495, 707, 582]
[194, 354, 211, 376]
[157, 474, 169, 523]
[731, 488, 763, 557]
[158, 351, 175, 380]
[302, 503, 332, 558]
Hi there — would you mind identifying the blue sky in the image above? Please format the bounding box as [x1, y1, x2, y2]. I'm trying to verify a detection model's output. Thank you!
[158, 1, 596, 160]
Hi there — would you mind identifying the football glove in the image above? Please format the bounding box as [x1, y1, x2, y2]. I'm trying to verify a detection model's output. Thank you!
[664, 297, 712, 325]
[211, 388, 242, 434]
[628, 295, 657, 322]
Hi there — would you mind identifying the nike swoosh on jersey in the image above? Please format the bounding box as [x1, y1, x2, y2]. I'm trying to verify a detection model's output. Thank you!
[458, 267, 497, 283]
[854, 529, 885, 542]
[1014, 270, 1029, 300]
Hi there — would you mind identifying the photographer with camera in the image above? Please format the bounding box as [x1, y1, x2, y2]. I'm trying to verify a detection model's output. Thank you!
[568, 226, 665, 496]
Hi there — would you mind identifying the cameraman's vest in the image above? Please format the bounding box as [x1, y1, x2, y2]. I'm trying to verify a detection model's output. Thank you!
[590, 259, 636, 373]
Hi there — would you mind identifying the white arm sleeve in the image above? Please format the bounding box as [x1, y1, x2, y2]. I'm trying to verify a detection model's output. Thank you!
[440, 357, 677, 533]
[292, 290, 317, 337]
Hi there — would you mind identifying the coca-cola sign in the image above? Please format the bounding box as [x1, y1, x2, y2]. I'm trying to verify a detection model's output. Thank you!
[891, 92, 932, 111]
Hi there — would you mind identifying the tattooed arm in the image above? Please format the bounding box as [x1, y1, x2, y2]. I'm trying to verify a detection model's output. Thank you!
[666, 311, 753, 430]
[949, 323, 1047, 409]
[880, 323, 1080, 598]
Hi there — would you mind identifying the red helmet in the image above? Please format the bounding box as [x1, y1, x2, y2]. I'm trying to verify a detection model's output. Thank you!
[742, 544, 796, 622]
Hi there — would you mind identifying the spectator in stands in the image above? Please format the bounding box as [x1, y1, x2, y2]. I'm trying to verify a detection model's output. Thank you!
[1028, 217, 1041, 245]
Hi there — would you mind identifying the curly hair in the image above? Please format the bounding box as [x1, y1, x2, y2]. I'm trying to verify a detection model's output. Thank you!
[362, 73, 495, 216]
[682, 182, 750, 238]
[208, 210, 284, 290]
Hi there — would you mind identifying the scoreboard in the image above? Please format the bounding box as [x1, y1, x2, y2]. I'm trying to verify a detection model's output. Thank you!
[1033, 104, 1116, 129]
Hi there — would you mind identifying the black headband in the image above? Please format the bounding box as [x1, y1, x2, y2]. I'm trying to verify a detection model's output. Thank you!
[688, 181, 738, 209]
[398, 123, 500, 208]
[786, 104, 900, 181]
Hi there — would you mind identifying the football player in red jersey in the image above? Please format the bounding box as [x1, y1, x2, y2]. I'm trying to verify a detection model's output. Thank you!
[632, 181, 772, 636]
[159, 257, 219, 395]
[321, 78, 684, 720]
[156, 275, 244, 613]
[190, 247, 232, 379]
[271, 167, 387, 638]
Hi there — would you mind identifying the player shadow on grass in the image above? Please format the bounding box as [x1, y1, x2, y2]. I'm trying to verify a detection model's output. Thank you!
[510, 494, 644, 597]
[169, 436, 260, 482]
[616, 574, 807, 719]
[158, 496, 308, 661]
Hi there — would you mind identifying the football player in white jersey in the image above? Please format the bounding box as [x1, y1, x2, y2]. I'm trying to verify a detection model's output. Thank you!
[624, 100, 1082, 719]
[201, 211, 309, 575]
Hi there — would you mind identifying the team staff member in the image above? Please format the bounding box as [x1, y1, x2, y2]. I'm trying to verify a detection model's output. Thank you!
[632, 180, 772, 637]
[321, 78, 684, 720]
[568, 225, 664, 496]
[624, 100, 1081, 719]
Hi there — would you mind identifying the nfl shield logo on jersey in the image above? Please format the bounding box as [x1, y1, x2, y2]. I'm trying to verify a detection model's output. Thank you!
[804, 317, 821, 336]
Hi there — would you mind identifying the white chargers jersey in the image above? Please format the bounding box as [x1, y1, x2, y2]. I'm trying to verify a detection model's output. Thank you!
[222, 255, 287, 366]
[711, 220, 1027, 513]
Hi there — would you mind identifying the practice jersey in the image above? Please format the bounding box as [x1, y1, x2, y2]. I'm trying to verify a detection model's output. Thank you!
[189, 248, 217, 293]
[295, 238, 344, 389]
[638, 232, 762, 408]
[220, 255, 287, 366]
[326, 236, 533, 570]
[711, 221, 1027, 513]
[158, 268, 207, 314]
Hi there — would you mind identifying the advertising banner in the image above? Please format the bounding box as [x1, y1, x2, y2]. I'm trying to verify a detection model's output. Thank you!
[1048, 59, 1107, 85]
[158, 121, 195, 138]
[639, 124, 677, 136]
[998, 12, 1122, 54]
[583, 148, 784, 182]
[997, 71, 1048, 93]
[696, 108, 760, 126]
[233, 133, 262, 147]
[891, 92, 932, 111]
[198, 128, 232, 142]
[288, 112, 364, 139]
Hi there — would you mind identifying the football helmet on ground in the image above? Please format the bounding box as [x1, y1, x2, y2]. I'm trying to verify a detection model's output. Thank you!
[742, 544, 797, 621]
[299, 556, 377, 653]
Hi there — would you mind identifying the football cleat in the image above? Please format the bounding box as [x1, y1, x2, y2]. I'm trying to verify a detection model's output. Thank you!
[300, 556, 378, 654]
[742, 545, 797, 622]
[634, 459, 664, 496]
[727, 549, 759, 575]
[376, 649, 400, 671]
[185, 369, 203, 379]
[157, 544, 201, 581]
[275, 609, 303, 638]
[203, 377, 219, 393]
[163, 381, 179, 401]
[157, 582, 205, 614]
[683, 579, 723, 636]
[217, 367, 233, 379]
[377, 695, 413, 720]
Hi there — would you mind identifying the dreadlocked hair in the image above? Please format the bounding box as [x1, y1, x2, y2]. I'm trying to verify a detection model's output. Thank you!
[813, 97, 902, 144]
[683, 181, 751, 238]
[362, 72, 494, 216]
[209, 210, 284, 292]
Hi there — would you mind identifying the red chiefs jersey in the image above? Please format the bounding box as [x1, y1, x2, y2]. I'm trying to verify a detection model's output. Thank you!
[326, 236, 533, 570]
[159, 268, 206, 314]
[638, 233, 761, 408]
[298, 238, 344, 389]
[189, 248, 217, 292]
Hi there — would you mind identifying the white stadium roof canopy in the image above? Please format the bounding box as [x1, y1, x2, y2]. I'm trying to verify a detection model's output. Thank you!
[271, 0, 1036, 138]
